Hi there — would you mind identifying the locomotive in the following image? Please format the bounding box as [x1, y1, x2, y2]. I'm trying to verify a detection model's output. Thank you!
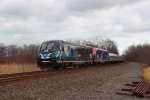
[37, 40, 124, 68]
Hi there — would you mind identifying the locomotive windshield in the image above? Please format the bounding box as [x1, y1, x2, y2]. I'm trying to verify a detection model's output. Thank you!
[40, 43, 54, 51]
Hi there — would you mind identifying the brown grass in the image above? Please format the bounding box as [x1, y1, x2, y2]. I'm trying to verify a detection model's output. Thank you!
[143, 67, 150, 81]
[0, 63, 41, 75]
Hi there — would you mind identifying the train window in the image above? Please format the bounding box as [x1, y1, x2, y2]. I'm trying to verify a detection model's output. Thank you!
[68, 46, 70, 50]
[40, 43, 47, 50]
[71, 48, 73, 57]
[37, 46, 41, 52]
[64, 44, 68, 51]
[59, 46, 61, 51]
[90, 54, 92, 59]
[71, 45, 76, 49]
[47, 43, 54, 50]
[54, 43, 60, 51]
[97, 54, 99, 59]
[62, 46, 64, 51]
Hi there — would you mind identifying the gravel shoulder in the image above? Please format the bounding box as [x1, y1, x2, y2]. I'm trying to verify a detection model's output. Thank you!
[0, 62, 147, 100]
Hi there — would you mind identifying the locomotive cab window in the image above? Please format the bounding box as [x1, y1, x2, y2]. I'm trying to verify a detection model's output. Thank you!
[47, 43, 54, 50]
[40, 43, 47, 51]
[61, 46, 64, 51]
[40, 42, 55, 51]
[68, 46, 70, 50]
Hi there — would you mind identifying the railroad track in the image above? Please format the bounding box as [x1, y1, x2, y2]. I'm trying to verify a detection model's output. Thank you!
[0, 62, 125, 85]
[0, 67, 79, 85]
[0, 70, 56, 85]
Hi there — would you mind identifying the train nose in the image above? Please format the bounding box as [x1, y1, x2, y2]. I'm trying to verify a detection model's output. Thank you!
[38, 53, 53, 59]
[40, 53, 49, 59]
[43, 54, 48, 58]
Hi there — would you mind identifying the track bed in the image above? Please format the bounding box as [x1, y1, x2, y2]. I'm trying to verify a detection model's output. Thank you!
[0, 62, 144, 100]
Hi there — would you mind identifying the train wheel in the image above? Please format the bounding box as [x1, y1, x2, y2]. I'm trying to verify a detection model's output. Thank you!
[62, 62, 67, 69]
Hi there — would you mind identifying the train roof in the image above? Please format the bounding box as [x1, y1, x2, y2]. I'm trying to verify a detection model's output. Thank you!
[42, 40, 109, 52]
[42, 40, 92, 48]
[42, 40, 64, 44]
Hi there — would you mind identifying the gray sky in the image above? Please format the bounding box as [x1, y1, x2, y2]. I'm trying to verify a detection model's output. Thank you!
[0, 0, 149, 54]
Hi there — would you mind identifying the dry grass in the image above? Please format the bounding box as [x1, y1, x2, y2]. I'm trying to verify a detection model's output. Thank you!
[143, 67, 150, 81]
[0, 63, 41, 75]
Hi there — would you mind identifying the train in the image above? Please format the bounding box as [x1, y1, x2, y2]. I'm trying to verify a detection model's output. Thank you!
[37, 40, 124, 69]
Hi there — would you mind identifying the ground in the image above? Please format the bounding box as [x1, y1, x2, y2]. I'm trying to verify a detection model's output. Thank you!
[0, 62, 148, 100]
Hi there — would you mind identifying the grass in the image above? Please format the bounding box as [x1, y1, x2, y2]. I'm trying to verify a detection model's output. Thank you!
[143, 67, 150, 81]
[0, 63, 41, 75]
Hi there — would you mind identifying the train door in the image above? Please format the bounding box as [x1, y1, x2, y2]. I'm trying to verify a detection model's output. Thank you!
[92, 48, 97, 64]
[96, 49, 103, 61]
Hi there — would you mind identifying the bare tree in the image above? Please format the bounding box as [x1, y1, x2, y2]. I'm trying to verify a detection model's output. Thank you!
[0, 44, 6, 64]
[15, 44, 39, 64]
[90, 37, 119, 54]
[0, 43, 40, 64]
[7, 45, 18, 63]
[124, 44, 150, 65]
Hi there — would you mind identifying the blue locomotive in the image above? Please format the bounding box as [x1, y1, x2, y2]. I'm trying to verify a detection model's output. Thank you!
[37, 40, 123, 68]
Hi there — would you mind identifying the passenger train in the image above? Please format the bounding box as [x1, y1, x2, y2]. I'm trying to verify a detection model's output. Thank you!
[37, 40, 124, 69]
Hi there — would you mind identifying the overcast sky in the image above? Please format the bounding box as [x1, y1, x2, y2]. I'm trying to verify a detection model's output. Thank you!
[0, 0, 149, 54]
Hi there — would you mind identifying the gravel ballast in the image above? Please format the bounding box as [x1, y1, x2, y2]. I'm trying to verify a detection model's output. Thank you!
[0, 62, 147, 100]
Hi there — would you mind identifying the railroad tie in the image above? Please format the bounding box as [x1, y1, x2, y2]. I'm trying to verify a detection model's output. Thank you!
[132, 80, 150, 97]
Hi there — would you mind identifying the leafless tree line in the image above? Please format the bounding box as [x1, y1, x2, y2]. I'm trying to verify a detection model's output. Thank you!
[0, 44, 39, 64]
[124, 44, 150, 65]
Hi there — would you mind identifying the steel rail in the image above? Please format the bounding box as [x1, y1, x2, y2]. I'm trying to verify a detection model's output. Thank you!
[0, 70, 55, 85]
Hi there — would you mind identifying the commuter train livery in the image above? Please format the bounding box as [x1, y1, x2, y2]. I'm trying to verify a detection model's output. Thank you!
[37, 40, 124, 68]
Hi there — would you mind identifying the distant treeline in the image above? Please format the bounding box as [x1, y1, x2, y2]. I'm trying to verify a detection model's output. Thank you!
[0, 44, 39, 64]
[124, 44, 150, 65]
[0, 38, 118, 64]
